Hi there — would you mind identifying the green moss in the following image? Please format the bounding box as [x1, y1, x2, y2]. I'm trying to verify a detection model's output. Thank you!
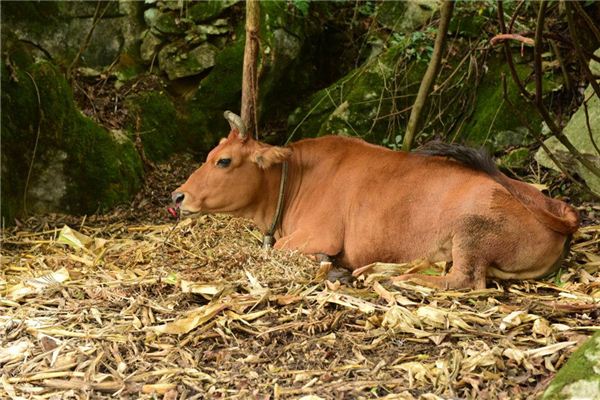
[1, 1, 62, 31]
[189, 0, 238, 23]
[460, 56, 540, 148]
[192, 36, 244, 110]
[186, 28, 245, 145]
[288, 42, 429, 144]
[543, 332, 600, 400]
[127, 91, 180, 161]
[1, 59, 143, 222]
[499, 147, 530, 169]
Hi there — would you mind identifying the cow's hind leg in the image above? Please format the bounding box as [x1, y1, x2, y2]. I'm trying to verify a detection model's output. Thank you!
[392, 217, 499, 290]
[391, 258, 486, 290]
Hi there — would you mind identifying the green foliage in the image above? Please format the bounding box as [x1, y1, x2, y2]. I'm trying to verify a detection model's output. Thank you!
[390, 27, 436, 63]
[382, 135, 404, 151]
[356, 1, 376, 17]
[290, 0, 310, 16]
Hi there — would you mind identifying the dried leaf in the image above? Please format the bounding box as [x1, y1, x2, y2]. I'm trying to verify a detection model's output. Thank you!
[6, 267, 70, 301]
[151, 303, 228, 335]
[0, 339, 31, 364]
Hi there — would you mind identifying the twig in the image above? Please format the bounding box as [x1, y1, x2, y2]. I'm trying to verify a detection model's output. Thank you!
[496, 1, 531, 100]
[548, 39, 572, 92]
[571, 1, 600, 43]
[507, 0, 525, 33]
[23, 72, 43, 216]
[533, 1, 547, 109]
[17, 38, 54, 61]
[66, 1, 110, 80]
[565, 2, 600, 101]
[582, 99, 600, 157]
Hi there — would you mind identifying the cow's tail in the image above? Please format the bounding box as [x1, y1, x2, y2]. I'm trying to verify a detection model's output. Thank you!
[418, 142, 580, 235]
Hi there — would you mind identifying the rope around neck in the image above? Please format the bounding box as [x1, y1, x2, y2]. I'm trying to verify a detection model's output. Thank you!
[263, 160, 288, 249]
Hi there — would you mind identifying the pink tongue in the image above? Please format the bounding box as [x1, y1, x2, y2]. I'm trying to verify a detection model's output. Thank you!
[167, 207, 179, 218]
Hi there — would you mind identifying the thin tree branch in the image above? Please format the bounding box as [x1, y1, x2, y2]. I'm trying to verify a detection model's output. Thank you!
[583, 98, 600, 157]
[549, 39, 572, 92]
[565, 1, 600, 101]
[402, 0, 454, 151]
[23, 72, 43, 216]
[496, 1, 531, 100]
[241, 0, 260, 139]
[572, 1, 600, 43]
[67, 1, 110, 80]
[507, 0, 525, 33]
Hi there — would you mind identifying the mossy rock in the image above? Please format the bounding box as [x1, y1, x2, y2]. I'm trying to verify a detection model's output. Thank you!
[1, 59, 143, 223]
[1, 1, 144, 69]
[455, 54, 542, 150]
[542, 332, 600, 400]
[287, 42, 431, 144]
[158, 42, 218, 80]
[189, 0, 239, 23]
[376, 0, 440, 34]
[126, 90, 209, 161]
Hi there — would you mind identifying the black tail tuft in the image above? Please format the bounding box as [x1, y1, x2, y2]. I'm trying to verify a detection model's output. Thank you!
[416, 141, 499, 177]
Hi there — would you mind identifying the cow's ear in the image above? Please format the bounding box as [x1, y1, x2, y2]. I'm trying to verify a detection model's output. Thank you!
[252, 146, 292, 169]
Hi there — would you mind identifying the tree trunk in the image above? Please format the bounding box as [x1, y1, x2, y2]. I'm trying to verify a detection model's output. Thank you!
[241, 0, 260, 139]
[402, 0, 454, 151]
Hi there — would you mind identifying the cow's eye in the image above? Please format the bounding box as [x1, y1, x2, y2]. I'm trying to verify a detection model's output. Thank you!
[216, 158, 231, 168]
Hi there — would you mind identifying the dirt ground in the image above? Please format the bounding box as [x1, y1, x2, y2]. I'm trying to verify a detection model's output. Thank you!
[1, 155, 599, 399]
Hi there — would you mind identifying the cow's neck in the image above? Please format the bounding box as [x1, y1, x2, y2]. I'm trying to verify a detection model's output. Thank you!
[237, 163, 288, 235]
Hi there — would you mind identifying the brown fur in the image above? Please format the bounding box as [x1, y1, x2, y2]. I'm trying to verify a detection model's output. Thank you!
[173, 133, 579, 290]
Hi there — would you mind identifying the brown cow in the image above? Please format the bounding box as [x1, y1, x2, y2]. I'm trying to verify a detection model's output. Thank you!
[172, 111, 579, 290]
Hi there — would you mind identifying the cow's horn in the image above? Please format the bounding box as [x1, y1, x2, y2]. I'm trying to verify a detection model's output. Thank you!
[223, 111, 247, 140]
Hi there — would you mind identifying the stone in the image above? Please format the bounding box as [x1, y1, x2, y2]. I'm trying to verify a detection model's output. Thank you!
[460, 56, 541, 149]
[158, 42, 218, 80]
[1, 60, 144, 223]
[542, 331, 600, 400]
[146, 7, 191, 35]
[375, 1, 407, 32]
[188, 0, 239, 23]
[144, 8, 160, 28]
[377, 0, 440, 33]
[287, 43, 427, 143]
[140, 30, 163, 63]
[2, 1, 144, 69]
[535, 50, 600, 194]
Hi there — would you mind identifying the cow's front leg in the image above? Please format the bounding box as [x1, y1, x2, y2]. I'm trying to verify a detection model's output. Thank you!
[273, 230, 340, 260]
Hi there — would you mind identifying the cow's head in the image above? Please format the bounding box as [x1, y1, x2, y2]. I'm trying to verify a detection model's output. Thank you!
[171, 111, 291, 216]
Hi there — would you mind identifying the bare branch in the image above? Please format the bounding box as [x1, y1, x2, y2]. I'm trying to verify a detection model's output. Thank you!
[241, 0, 260, 140]
[402, 0, 454, 151]
[496, 1, 531, 100]
[565, 2, 600, 101]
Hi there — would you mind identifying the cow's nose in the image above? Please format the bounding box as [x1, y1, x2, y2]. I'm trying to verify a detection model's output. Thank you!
[172, 192, 185, 205]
